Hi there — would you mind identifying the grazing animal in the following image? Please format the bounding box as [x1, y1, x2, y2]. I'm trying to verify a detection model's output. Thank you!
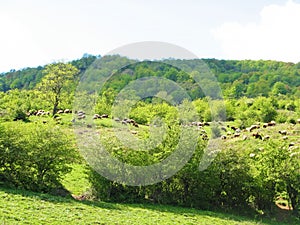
[233, 133, 240, 138]
[101, 114, 109, 118]
[64, 109, 71, 113]
[36, 112, 44, 116]
[77, 112, 85, 117]
[279, 130, 287, 135]
[36, 110, 45, 116]
[247, 125, 259, 132]
[29, 111, 37, 116]
[221, 135, 227, 140]
[93, 114, 101, 119]
[78, 115, 86, 120]
[289, 142, 295, 147]
[128, 119, 135, 124]
[252, 133, 263, 140]
[268, 121, 276, 126]
[231, 126, 237, 131]
[263, 123, 269, 128]
[55, 116, 62, 121]
[131, 130, 138, 135]
[263, 135, 270, 141]
[197, 122, 204, 127]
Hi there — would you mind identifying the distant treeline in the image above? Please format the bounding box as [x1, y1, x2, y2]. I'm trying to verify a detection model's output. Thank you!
[0, 55, 299, 98]
[0, 54, 98, 91]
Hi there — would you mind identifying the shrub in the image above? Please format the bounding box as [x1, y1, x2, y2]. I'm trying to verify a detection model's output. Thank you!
[0, 122, 79, 192]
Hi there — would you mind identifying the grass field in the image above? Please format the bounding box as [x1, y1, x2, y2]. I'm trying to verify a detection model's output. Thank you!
[1, 186, 296, 225]
[1, 115, 299, 224]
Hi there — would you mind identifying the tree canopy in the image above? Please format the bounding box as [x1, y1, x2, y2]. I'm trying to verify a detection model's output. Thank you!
[37, 63, 79, 116]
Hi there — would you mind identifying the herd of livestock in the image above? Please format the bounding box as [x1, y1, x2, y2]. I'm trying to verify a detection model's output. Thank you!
[29, 109, 300, 148]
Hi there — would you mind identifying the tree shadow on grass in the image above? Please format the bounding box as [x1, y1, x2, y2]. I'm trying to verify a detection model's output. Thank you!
[122, 202, 299, 225]
[0, 185, 122, 210]
[1, 185, 299, 224]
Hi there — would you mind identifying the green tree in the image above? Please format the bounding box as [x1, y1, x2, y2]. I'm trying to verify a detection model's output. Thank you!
[252, 97, 277, 122]
[272, 82, 289, 95]
[38, 63, 79, 116]
[255, 141, 300, 214]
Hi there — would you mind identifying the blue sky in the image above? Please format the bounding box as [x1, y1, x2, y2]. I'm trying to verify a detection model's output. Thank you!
[0, 0, 299, 72]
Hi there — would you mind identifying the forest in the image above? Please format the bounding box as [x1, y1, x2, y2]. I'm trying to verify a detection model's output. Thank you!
[0, 54, 299, 223]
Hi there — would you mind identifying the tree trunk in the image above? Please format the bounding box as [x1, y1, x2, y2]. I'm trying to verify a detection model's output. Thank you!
[52, 96, 59, 116]
[287, 183, 299, 215]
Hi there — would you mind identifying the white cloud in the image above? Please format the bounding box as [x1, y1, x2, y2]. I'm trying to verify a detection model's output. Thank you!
[212, 0, 300, 63]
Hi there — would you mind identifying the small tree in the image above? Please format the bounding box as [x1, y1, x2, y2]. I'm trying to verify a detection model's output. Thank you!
[38, 63, 79, 116]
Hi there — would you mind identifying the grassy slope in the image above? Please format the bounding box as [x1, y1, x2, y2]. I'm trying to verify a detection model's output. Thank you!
[1, 115, 299, 224]
[0, 186, 291, 225]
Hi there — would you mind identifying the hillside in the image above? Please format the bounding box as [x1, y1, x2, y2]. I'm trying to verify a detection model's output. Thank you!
[0, 186, 296, 225]
[0, 56, 299, 223]
[0, 55, 299, 99]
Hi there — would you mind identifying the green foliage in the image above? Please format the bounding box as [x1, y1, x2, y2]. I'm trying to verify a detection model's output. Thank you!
[0, 90, 49, 122]
[252, 97, 277, 123]
[192, 98, 211, 121]
[254, 141, 300, 214]
[37, 62, 79, 115]
[1, 56, 300, 100]
[88, 132, 208, 208]
[0, 55, 96, 92]
[233, 97, 279, 128]
[95, 88, 116, 115]
[61, 164, 92, 196]
[0, 55, 300, 220]
[272, 81, 290, 95]
[87, 112, 300, 216]
[0, 122, 78, 192]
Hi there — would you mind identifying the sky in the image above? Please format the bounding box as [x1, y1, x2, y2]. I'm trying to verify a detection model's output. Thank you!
[0, 0, 300, 72]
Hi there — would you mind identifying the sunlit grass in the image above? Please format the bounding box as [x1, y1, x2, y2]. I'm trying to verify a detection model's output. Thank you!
[0, 186, 291, 225]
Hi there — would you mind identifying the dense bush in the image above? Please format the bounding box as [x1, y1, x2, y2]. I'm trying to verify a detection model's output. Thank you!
[0, 122, 79, 192]
[87, 124, 300, 215]
[87, 123, 207, 206]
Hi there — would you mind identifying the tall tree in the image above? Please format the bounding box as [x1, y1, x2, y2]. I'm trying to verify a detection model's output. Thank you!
[38, 63, 79, 116]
